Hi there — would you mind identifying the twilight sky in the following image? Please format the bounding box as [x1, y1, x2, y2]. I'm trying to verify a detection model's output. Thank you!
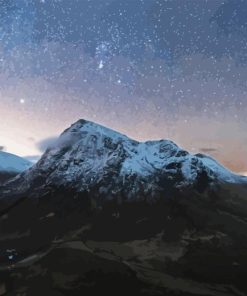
[0, 0, 247, 173]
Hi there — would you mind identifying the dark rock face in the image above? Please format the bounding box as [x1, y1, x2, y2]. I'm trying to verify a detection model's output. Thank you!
[0, 172, 17, 185]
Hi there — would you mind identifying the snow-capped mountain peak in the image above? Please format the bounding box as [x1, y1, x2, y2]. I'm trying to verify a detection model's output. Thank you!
[9, 119, 245, 201]
[0, 151, 32, 174]
[7, 120, 243, 198]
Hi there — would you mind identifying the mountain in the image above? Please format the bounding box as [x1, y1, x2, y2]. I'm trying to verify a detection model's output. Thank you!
[1, 120, 247, 296]
[0, 151, 32, 184]
[3, 119, 246, 200]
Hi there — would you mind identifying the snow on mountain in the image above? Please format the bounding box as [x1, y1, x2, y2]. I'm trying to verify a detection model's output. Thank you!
[0, 151, 32, 174]
[196, 153, 247, 183]
[9, 119, 245, 200]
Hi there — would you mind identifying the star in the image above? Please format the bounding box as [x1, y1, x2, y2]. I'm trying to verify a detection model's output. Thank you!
[98, 60, 104, 69]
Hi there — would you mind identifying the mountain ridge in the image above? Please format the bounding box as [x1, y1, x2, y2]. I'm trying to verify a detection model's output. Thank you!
[2, 119, 246, 202]
[0, 151, 32, 185]
[0, 151, 31, 173]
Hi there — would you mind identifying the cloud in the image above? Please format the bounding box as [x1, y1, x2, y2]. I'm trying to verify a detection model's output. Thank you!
[36, 137, 58, 152]
[27, 137, 35, 142]
[199, 148, 218, 153]
[36, 132, 80, 153]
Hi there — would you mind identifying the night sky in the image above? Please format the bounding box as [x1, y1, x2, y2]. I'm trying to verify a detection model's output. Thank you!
[0, 0, 247, 174]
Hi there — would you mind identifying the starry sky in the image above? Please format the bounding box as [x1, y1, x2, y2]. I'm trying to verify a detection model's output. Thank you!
[0, 0, 247, 174]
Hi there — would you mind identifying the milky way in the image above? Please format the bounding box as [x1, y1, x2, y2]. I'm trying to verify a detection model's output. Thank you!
[0, 0, 247, 173]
